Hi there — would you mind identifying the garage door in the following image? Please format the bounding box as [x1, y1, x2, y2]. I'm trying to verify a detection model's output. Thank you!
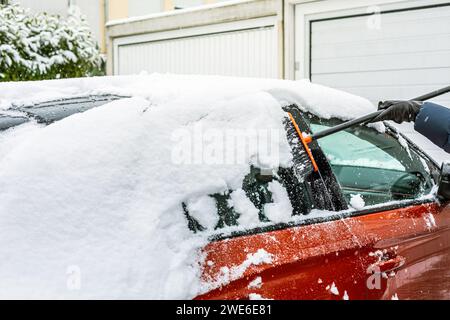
[114, 18, 278, 79]
[310, 4, 450, 163]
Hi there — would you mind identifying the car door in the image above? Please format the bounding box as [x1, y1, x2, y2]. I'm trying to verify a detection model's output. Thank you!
[195, 105, 450, 300]
[304, 113, 450, 300]
[193, 106, 363, 300]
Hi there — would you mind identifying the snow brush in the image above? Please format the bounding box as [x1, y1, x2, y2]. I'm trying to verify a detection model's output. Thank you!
[288, 85, 450, 173]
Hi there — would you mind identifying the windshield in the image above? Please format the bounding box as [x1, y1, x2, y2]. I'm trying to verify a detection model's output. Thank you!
[306, 114, 434, 207]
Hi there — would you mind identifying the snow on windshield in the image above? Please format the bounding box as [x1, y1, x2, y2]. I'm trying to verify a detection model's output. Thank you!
[0, 74, 375, 299]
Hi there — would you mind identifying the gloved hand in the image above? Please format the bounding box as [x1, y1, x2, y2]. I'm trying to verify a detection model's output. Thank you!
[372, 100, 423, 124]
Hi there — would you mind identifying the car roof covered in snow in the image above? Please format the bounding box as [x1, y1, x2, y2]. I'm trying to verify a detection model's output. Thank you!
[0, 73, 375, 120]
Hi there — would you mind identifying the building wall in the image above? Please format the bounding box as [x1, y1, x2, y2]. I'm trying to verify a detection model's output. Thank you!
[107, 0, 281, 77]
[13, 0, 69, 16]
[128, 0, 164, 17]
[74, 0, 102, 51]
[115, 18, 278, 78]
[173, 0, 204, 9]
[108, 0, 234, 21]
[108, 0, 128, 20]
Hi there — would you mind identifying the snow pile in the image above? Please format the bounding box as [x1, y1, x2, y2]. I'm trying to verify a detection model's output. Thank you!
[264, 181, 293, 223]
[186, 196, 219, 230]
[350, 194, 366, 210]
[327, 282, 339, 296]
[248, 276, 263, 289]
[229, 189, 260, 225]
[0, 74, 376, 299]
[249, 293, 273, 300]
[203, 249, 274, 293]
[343, 291, 349, 300]
[0, 74, 375, 115]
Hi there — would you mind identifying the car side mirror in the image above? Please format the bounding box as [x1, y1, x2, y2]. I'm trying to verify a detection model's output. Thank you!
[437, 162, 450, 201]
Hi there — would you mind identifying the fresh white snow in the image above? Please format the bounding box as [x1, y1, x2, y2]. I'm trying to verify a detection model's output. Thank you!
[0, 74, 378, 299]
[204, 249, 274, 293]
[186, 196, 219, 230]
[329, 282, 339, 296]
[264, 181, 294, 223]
[249, 293, 273, 300]
[0, 74, 375, 116]
[350, 194, 366, 210]
[248, 276, 263, 289]
[0, 5, 102, 80]
[230, 189, 260, 225]
[343, 291, 349, 300]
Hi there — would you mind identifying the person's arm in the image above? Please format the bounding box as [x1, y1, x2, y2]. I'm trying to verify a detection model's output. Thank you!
[414, 102, 450, 153]
[373, 100, 450, 154]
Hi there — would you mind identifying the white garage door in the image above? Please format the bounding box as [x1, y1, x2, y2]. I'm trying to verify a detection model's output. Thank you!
[114, 17, 278, 79]
[310, 4, 450, 163]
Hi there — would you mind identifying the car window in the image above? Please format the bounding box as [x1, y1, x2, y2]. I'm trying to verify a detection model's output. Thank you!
[1, 95, 130, 133]
[0, 113, 29, 131]
[182, 109, 340, 234]
[182, 165, 315, 233]
[305, 114, 435, 207]
[17, 95, 129, 124]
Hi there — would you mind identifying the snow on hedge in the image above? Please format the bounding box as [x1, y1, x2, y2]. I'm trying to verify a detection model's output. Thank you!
[0, 74, 375, 299]
[0, 4, 103, 81]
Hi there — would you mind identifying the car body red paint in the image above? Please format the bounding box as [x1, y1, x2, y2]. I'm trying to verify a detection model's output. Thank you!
[196, 200, 450, 300]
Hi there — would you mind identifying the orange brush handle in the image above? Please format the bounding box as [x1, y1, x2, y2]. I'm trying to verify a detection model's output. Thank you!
[287, 112, 318, 172]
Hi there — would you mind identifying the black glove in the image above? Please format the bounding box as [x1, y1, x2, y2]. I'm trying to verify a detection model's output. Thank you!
[372, 100, 423, 124]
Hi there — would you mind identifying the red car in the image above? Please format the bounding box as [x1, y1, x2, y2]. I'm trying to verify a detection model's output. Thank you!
[1, 84, 448, 300]
[193, 104, 450, 300]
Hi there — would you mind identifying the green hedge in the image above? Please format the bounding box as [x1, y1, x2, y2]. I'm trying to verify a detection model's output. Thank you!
[0, 4, 104, 82]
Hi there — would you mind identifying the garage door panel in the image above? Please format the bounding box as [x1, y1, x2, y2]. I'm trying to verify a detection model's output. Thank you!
[313, 68, 450, 88]
[327, 87, 449, 106]
[312, 19, 450, 45]
[309, 5, 450, 163]
[312, 7, 450, 32]
[312, 34, 450, 60]
[117, 25, 277, 78]
[318, 83, 450, 100]
[312, 50, 450, 74]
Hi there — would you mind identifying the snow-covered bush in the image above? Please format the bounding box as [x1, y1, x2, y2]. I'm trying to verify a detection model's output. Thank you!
[0, 4, 104, 81]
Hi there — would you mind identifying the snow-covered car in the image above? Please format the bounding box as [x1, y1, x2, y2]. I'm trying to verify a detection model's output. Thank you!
[0, 75, 448, 300]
